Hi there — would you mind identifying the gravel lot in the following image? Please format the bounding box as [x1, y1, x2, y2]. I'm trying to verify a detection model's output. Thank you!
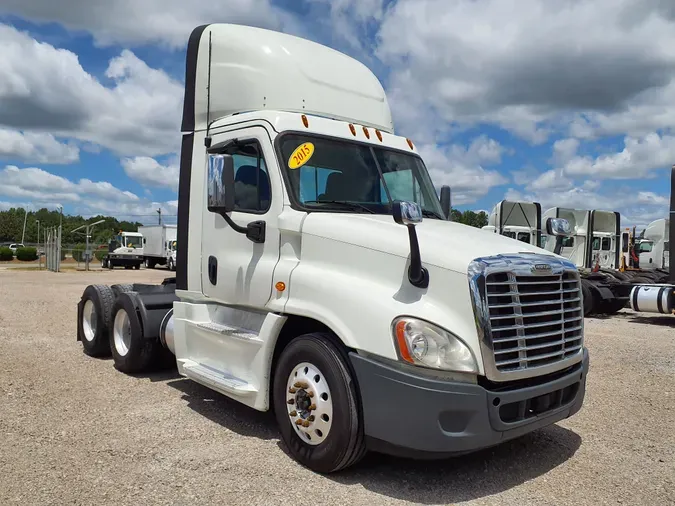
[1, 269, 673, 506]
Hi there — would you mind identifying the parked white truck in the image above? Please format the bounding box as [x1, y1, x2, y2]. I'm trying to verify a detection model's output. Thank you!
[482, 200, 541, 246]
[101, 231, 144, 270]
[75, 24, 588, 473]
[637, 218, 669, 270]
[139, 224, 177, 270]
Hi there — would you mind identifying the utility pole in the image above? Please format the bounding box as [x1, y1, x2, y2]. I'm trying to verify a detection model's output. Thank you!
[36, 220, 40, 270]
[21, 208, 28, 244]
[71, 220, 105, 271]
[157, 207, 162, 225]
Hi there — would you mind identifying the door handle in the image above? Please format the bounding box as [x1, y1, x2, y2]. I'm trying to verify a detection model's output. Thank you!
[208, 256, 218, 285]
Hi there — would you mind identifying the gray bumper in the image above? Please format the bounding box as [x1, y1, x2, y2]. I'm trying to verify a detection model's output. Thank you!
[349, 348, 589, 458]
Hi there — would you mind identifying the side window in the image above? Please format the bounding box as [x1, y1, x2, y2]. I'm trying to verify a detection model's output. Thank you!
[592, 237, 600, 250]
[517, 232, 531, 243]
[503, 231, 516, 239]
[562, 237, 574, 248]
[230, 142, 271, 213]
[601, 237, 611, 251]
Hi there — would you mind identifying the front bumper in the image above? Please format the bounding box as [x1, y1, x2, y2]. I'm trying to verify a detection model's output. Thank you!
[349, 348, 589, 458]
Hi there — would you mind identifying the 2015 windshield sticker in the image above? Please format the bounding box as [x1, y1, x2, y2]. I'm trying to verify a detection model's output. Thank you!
[288, 142, 314, 169]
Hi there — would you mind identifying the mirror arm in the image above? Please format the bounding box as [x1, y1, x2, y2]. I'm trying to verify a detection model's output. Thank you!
[220, 213, 266, 244]
[406, 225, 429, 289]
[553, 236, 564, 256]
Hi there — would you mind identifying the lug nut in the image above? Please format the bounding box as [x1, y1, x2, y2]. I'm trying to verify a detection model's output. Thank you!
[287, 399, 295, 405]
[302, 420, 311, 428]
[308, 391, 314, 398]
[288, 387, 297, 394]
[308, 415, 315, 422]
[289, 410, 297, 417]
[295, 419, 304, 426]
[308, 404, 316, 411]
[294, 381, 309, 389]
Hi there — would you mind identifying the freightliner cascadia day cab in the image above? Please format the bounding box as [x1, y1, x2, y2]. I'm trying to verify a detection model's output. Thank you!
[76, 24, 589, 473]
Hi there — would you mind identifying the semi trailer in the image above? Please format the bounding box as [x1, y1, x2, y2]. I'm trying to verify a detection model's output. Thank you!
[139, 224, 177, 270]
[75, 23, 589, 473]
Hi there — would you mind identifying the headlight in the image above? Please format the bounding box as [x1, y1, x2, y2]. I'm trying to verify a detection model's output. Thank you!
[392, 317, 478, 373]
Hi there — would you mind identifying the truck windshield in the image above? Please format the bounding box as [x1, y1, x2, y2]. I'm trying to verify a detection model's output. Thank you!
[125, 236, 142, 248]
[278, 133, 445, 218]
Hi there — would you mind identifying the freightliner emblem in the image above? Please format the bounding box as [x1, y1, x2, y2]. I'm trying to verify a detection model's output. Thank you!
[531, 263, 553, 274]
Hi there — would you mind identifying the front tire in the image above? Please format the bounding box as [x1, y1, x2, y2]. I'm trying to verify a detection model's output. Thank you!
[273, 333, 366, 473]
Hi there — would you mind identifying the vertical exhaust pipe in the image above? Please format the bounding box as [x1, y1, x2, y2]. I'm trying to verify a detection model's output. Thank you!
[670, 165, 675, 284]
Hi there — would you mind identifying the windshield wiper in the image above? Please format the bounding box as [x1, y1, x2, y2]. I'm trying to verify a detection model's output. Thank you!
[421, 209, 444, 220]
[304, 200, 376, 214]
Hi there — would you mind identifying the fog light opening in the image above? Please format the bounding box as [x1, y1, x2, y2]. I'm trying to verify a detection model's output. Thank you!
[493, 397, 501, 407]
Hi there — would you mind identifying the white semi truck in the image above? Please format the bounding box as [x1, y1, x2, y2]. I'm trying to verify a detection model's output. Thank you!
[482, 200, 541, 246]
[139, 224, 177, 270]
[101, 231, 144, 270]
[636, 218, 669, 270]
[75, 24, 588, 473]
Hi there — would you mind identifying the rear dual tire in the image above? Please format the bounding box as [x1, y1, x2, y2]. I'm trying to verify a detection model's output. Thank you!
[79, 285, 115, 357]
[109, 298, 161, 374]
[273, 333, 366, 473]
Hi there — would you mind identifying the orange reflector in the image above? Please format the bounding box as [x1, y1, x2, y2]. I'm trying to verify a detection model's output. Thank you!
[349, 124, 356, 136]
[302, 115, 309, 128]
[363, 127, 370, 139]
[406, 138, 414, 149]
[275, 281, 286, 292]
[375, 129, 383, 142]
[395, 320, 413, 364]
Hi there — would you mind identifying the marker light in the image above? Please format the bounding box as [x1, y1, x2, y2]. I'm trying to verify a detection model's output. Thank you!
[275, 281, 286, 292]
[393, 317, 478, 373]
[406, 138, 414, 150]
[375, 129, 383, 142]
[302, 115, 309, 128]
[349, 124, 356, 136]
[363, 127, 370, 139]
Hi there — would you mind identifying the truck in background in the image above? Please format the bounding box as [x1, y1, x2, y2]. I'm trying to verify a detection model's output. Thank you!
[636, 218, 669, 270]
[75, 23, 588, 473]
[101, 231, 144, 270]
[482, 200, 541, 246]
[139, 224, 177, 270]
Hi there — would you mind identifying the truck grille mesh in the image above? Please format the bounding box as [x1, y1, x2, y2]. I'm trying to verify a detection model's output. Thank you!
[485, 271, 583, 372]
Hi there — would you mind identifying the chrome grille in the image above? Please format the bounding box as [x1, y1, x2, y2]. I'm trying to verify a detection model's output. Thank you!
[468, 254, 585, 381]
[485, 271, 583, 371]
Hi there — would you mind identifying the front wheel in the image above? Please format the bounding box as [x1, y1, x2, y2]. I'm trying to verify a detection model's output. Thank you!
[273, 333, 366, 473]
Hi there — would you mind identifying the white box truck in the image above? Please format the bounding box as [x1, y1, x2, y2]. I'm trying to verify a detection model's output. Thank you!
[75, 23, 589, 474]
[139, 224, 177, 270]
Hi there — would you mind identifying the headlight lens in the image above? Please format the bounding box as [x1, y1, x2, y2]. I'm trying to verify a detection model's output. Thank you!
[392, 317, 478, 373]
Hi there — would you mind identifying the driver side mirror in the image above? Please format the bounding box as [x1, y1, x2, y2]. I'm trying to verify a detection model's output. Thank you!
[393, 201, 423, 225]
[392, 201, 428, 289]
[207, 154, 236, 213]
[546, 217, 572, 237]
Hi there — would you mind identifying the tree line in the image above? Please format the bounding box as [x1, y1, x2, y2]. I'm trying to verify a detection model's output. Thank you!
[450, 209, 489, 228]
[0, 208, 143, 246]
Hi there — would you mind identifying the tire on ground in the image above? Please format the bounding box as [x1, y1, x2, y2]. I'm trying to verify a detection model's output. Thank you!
[78, 284, 115, 357]
[109, 293, 160, 374]
[111, 283, 134, 298]
[581, 279, 594, 317]
[273, 332, 366, 474]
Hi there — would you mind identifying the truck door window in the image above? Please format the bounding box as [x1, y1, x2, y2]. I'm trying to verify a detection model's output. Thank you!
[601, 237, 611, 251]
[592, 237, 600, 250]
[561, 237, 574, 248]
[517, 232, 531, 243]
[217, 141, 271, 213]
[639, 242, 653, 253]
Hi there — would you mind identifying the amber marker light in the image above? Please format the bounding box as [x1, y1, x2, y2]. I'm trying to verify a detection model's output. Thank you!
[363, 126, 370, 139]
[406, 138, 414, 149]
[375, 129, 383, 142]
[395, 320, 414, 364]
[275, 281, 286, 292]
[302, 114, 309, 128]
[349, 123, 356, 136]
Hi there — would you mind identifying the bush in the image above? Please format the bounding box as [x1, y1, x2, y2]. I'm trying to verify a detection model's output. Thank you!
[16, 247, 38, 261]
[94, 249, 107, 261]
[0, 247, 13, 261]
[72, 243, 86, 262]
[61, 248, 67, 261]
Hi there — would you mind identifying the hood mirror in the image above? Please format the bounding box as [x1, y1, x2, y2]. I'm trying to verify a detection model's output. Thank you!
[393, 201, 429, 289]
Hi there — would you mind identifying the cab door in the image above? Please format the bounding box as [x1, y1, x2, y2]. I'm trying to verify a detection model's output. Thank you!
[200, 126, 282, 308]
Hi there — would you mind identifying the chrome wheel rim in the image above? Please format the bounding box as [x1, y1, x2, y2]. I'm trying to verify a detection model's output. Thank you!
[286, 362, 333, 446]
[113, 309, 132, 357]
[82, 300, 97, 342]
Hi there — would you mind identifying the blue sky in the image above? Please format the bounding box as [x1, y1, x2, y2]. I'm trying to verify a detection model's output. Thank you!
[0, 0, 674, 229]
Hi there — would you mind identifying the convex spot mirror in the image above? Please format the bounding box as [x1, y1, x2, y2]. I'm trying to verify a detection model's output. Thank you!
[207, 153, 235, 213]
[546, 217, 572, 237]
[393, 201, 423, 226]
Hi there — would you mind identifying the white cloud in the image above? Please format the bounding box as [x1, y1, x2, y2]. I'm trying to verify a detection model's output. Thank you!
[563, 132, 675, 179]
[375, 0, 675, 143]
[0, 0, 299, 49]
[121, 156, 179, 191]
[527, 169, 574, 192]
[0, 165, 139, 204]
[0, 24, 183, 157]
[419, 142, 508, 204]
[551, 138, 580, 165]
[0, 128, 79, 164]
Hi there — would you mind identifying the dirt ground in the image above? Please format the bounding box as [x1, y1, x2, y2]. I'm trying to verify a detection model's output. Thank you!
[0, 269, 673, 506]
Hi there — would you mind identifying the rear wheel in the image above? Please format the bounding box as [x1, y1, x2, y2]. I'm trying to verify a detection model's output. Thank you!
[78, 285, 115, 357]
[273, 333, 366, 473]
[581, 280, 594, 316]
[109, 298, 159, 373]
